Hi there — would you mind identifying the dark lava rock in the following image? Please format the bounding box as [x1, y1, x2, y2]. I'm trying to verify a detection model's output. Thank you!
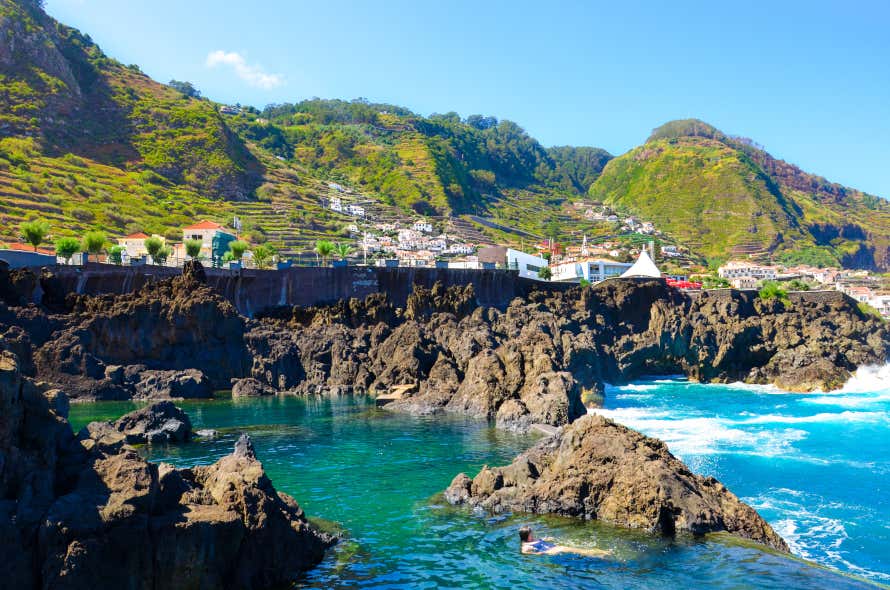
[445, 413, 789, 552]
[132, 368, 213, 400]
[232, 376, 277, 397]
[0, 350, 335, 589]
[105, 400, 193, 444]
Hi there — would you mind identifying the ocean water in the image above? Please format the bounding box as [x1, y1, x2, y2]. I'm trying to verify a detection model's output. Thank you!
[595, 364, 890, 585]
[67, 371, 890, 589]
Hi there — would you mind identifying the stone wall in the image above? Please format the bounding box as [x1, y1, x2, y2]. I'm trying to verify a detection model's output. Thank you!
[43, 264, 574, 316]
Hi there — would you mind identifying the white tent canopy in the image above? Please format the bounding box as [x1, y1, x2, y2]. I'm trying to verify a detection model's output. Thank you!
[621, 249, 661, 278]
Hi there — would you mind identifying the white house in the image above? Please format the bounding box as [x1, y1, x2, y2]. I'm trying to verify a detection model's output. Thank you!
[506, 248, 548, 280]
[346, 204, 365, 217]
[718, 261, 778, 281]
[117, 232, 159, 257]
[730, 276, 759, 290]
[412, 220, 434, 233]
[447, 243, 475, 255]
[329, 197, 343, 213]
[550, 258, 632, 283]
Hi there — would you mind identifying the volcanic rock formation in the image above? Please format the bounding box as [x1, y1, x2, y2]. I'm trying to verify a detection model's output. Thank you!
[445, 413, 789, 552]
[0, 262, 886, 427]
[0, 350, 333, 589]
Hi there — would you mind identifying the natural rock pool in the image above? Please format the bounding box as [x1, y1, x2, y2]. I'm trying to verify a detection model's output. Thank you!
[69, 371, 889, 589]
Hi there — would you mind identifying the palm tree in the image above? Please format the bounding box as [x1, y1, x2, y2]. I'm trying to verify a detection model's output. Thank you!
[252, 244, 275, 269]
[314, 240, 334, 266]
[81, 231, 107, 263]
[334, 242, 353, 260]
[21, 220, 49, 251]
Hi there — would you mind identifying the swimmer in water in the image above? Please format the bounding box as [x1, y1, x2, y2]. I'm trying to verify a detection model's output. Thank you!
[519, 526, 611, 558]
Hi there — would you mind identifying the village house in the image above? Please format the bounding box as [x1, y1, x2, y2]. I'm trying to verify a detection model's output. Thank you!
[346, 204, 365, 217]
[730, 276, 759, 290]
[718, 261, 778, 281]
[117, 232, 163, 258]
[182, 220, 238, 263]
[446, 243, 475, 255]
[329, 197, 343, 213]
[412, 220, 433, 233]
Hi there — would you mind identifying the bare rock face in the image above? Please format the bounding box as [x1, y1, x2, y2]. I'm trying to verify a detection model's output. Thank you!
[0, 351, 334, 590]
[99, 400, 193, 444]
[232, 377, 277, 397]
[32, 262, 249, 400]
[132, 368, 213, 400]
[444, 414, 789, 552]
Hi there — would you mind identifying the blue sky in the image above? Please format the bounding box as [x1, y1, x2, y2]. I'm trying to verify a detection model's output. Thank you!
[47, 0, 890, 198]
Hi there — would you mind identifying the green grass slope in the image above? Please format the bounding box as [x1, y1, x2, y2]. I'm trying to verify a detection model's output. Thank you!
[590, 120, 890, 269]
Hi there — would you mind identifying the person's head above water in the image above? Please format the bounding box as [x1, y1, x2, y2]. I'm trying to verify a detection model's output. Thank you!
[519, 526, 533, 543]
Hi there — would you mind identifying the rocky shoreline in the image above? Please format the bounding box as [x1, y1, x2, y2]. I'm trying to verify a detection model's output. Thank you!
[4, 261, 884, 430]
[0, 260, 887, 585]
[0, 351, 334, 590]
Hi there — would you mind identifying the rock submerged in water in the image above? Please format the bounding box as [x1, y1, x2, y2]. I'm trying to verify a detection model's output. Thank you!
[82, 400, 192, 444]
[0, 351, 335, 589]
[444, 414, 789, 552]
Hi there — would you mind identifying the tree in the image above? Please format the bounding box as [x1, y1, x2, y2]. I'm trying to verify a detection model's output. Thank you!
[185, 239, 203, 259]
[758, 280, 788, 301]
[314, 240, 334, 266]
[228, 240, 249, 261]
[169, 80, 201, 98]
[786, 278, 811, 292]
[20, 220, 49, 251]
[54, 237, 81, 264]
[81, 231, 106, 263]
[252, 244, 275, 269]
[144, 237, 164, 263]
[108, 245, 125, 265]
[154, 245, 172, 265]
[334, 242, 353, 259]
[538, 267, 552, 280]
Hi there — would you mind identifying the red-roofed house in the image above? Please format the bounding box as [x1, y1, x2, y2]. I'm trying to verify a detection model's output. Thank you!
[183, 220, 235, 247]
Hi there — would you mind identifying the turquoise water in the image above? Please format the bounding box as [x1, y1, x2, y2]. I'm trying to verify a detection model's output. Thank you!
[595, 364, 890, 585]
[67, 377, 889, 589]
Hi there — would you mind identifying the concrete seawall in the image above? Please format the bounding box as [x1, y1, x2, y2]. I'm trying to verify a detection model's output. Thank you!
[45, 264, 574, 316]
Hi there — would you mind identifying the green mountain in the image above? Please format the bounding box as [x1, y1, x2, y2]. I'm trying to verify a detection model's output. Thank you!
[1, 0, 888, 270]
[590, 119, 890, 269]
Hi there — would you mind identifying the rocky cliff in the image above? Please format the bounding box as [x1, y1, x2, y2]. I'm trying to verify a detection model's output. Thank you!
[0, 262, 886, 427]
[0, 350, 333, 590]
[445, 414, 789, 552]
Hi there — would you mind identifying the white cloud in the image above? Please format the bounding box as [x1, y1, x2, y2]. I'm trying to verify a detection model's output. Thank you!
[205, 50, 283, 90]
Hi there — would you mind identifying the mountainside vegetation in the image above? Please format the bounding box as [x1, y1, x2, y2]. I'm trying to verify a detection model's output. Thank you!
[590, 119, 890, 269]
[1, 0, 888, 269]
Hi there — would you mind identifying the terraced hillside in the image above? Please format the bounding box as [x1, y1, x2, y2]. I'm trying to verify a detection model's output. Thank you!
[590, 120, 890, 269]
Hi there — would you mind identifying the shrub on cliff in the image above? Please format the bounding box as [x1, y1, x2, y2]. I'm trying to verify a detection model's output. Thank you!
[758, 281, 788, 302]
